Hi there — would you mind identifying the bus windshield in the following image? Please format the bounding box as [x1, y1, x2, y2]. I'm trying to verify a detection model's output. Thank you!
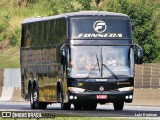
[68, 46, 134, 78]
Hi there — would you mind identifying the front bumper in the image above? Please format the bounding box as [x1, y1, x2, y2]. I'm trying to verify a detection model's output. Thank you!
[68, 90, 133, 103]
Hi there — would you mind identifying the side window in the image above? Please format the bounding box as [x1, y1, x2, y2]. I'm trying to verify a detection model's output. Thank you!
[25, 25, 32, 47]
[21, 26, 25, 47]
[39, 22, 44, 46]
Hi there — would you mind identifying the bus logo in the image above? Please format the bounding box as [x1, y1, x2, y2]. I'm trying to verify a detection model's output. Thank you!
[93, 20, 107, 33]
[99, 86, 104, 92]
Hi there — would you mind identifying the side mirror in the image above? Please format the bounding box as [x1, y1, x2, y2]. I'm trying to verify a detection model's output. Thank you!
[62, 49, 66, 57]
[61, 49, 66, 64]
[135, 44, 143, 64]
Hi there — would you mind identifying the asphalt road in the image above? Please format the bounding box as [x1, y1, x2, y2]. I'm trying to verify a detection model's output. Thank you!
[0, 101, 160, 118]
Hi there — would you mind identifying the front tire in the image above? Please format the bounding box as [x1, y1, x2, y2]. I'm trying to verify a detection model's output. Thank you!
[58, 88, 71, 110]
[113, 101, 124, 110]
[83, 103, 97, 110]
[74, 103, 83, 110]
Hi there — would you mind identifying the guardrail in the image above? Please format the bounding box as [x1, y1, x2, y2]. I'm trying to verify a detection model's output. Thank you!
[135, 64, 160, 88]
[0, 68, 23, 101]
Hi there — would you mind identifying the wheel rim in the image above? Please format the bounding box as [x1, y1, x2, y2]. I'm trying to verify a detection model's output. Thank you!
[30, 89, 38, 107]
[33, 91, 38, 102]
[30, 92, 33, 104]
[60, 92, 63, 106]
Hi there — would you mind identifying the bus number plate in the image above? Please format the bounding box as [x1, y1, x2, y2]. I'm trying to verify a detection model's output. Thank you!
[96, 95, 107, 99]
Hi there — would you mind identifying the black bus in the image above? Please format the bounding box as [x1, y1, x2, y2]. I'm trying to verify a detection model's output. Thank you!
[21, 11, 143, 110]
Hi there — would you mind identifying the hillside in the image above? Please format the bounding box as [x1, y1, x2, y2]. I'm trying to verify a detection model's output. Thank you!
[0, 0, 160, 68]
[0, 0, 53, 68]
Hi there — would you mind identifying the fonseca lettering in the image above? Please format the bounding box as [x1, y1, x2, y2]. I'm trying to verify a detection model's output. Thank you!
[78, 33, 122, 38]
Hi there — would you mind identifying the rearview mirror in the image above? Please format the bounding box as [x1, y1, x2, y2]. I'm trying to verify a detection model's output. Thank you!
[61, 49, 66, 64]
[135, 44, 143, 64]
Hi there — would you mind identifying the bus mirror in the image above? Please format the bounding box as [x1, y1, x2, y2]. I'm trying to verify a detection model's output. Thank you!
[62, 49, 66, 57]
[61, 49, 66, 64]
[135, 44, 143, 64]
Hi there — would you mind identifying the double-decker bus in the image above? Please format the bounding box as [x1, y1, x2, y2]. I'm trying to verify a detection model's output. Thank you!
[21, 11, 143, 110]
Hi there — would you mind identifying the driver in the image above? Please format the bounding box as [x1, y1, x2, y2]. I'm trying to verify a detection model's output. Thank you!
[77, 54, 88, 70]
[71, 54, 93, 70]
[107, 55, 117, 66]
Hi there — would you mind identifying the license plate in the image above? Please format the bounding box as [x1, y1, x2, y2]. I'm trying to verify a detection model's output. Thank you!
[96, 95, 107, 99]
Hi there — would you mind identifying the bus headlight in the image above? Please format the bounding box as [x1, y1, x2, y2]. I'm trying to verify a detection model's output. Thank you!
[118, 87, 133, 92]
[68, 87, 85, 93]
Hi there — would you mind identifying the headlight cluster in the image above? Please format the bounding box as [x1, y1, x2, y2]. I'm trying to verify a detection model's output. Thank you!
[68, 87, 85, 93]
[118, 87, 133, 92]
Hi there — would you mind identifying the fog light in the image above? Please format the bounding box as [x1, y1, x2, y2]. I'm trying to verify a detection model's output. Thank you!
[74, 96, 77, 99]
[125, 96, 129, 99]
[70, 96, 73, 99]
[129, 95, 132, 99]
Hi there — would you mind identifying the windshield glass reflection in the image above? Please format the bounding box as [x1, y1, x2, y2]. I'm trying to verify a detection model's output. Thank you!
[68, 46, 133, 78]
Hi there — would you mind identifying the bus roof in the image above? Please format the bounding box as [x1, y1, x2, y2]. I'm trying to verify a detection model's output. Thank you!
[22, 11, 129, 24]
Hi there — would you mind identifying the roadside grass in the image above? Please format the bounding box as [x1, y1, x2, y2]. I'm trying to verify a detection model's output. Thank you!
[0, 46, 20, 68]
[54, 118, 143, 120]
[0, 111, 145, 120]
[0, 0, 53, 69]
[0, 117, 143, 120]
[0, 0, 160, 68]
[54, 117, 145, 120]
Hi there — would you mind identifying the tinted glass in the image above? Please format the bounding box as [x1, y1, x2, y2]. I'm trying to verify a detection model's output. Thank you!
[69, 18, 132, 39]
[68, 46, 134, 78]
[102, 46, 134, 78]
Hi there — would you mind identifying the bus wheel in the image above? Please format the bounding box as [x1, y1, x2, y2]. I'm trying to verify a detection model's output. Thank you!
[61, 103, 71, 110]
[30, 87, 47, 109]
[74, 103, 83, 110]
[83, 103, 97, 110]
[30, 87, 37, 109]
[59, 89, 71, 110]
[39, 102, 48, 109]
[113, 101, 124, 110]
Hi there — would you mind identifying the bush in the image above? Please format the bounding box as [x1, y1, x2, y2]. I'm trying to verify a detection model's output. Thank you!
[10, 31, 18, 46]
[0, 33, 7, 42]
[0, 23, 5, 33]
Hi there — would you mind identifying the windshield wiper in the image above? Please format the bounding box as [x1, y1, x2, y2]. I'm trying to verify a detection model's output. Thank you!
[85, 67, 96, 80]
[96, 54, 100, 72]
[85, 55, 100, 80]
[102, 64, 118, 80]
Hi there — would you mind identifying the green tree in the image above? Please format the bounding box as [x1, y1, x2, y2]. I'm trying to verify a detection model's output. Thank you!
[106, 0, 160, 63]
[48, 0, 75, 15]
[76, 0, 91, 10]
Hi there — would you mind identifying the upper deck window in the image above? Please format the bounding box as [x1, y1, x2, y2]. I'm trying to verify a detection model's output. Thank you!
[69, 18, 132, 39]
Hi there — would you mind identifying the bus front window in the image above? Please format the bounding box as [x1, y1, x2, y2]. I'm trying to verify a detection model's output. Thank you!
[68, 46, 134, 78]
[102, 46, 134, 78]
[68, 46, 101, 78]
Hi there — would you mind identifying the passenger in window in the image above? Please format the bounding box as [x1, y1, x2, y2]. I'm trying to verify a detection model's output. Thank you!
[107, 55, 117, 66]
[71, 54, 93, 70]
[85, 63, 93, 70]
[86, 54, 97, 70]
[77, 54, 88, 70]
[70, 60, 77, 69]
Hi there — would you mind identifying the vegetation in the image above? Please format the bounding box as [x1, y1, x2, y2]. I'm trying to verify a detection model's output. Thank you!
[106, 0, 160, 63]
[0, 117, 142, 120]
[0, 0, 160, 68]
